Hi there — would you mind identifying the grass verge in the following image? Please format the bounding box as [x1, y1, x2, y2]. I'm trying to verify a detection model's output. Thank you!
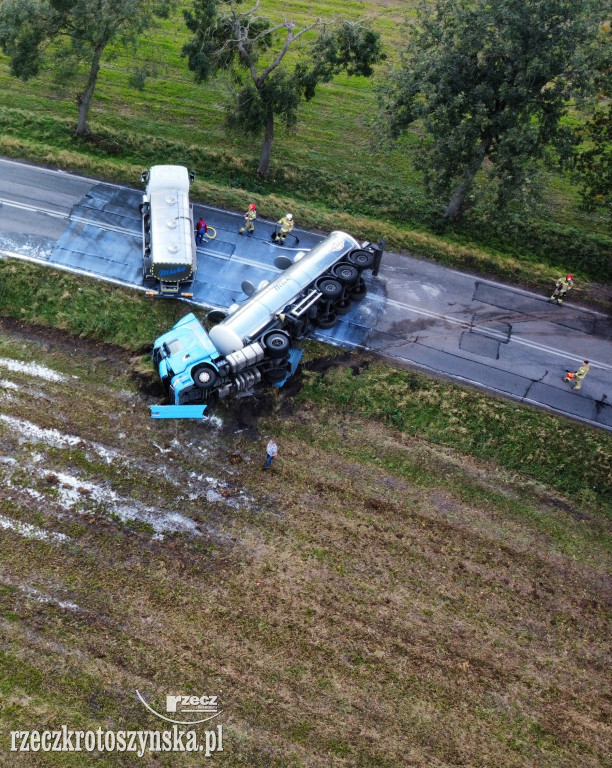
[1, 258, 609, 516]
[297, 349, 612, 512]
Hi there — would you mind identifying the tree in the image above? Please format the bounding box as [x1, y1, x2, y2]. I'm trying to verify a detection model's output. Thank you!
[182, 0, 384, 176]
[379, 0, 604, 223]
[572, 107, 612, 210]
[0, 0, 176, 136]
[563, 24, 612, 210]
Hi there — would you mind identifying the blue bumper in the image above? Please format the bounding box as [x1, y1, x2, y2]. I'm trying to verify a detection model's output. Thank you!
[150, 404, 208, 419]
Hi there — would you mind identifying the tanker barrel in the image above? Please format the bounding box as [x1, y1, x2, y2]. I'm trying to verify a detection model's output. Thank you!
[209, 231, 360, 356]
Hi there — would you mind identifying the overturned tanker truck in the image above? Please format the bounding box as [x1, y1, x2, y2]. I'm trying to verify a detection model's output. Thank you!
[150, 231, 383, 418]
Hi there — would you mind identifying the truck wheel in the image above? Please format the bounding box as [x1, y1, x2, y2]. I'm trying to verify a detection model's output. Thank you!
[265, 366, 289, 384]
[316, 277, 343, 301]
[348, 249, 374, 269]
[263, 330, 291, 359]
[143, 274, 156, 288]
[332, 263, 359, 286]
[143, 256, 156, 286]
[316, 314, 337, 329]
[207, 309, 227, 325]
[335, 300, 352, 316]
[192, 365, 218, 390]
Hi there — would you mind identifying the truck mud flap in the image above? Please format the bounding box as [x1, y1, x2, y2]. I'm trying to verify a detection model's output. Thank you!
[275, 348, 304, 388]
[150, 404, 208, 419]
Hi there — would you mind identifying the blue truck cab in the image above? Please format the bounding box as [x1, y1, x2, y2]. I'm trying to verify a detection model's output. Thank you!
[154, 313, 218, 387]
[152, 313, 221, 415]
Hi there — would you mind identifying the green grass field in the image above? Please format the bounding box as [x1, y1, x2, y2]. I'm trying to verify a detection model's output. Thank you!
[0, 0, 610, 300]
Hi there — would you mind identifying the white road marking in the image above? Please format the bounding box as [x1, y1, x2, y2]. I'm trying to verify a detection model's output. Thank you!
[1, 197, 290, 273]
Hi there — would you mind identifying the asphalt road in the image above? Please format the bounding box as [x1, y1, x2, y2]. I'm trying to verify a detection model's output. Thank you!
[1, 156, 610, 430]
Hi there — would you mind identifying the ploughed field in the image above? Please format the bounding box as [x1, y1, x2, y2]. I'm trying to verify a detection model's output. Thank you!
[0, 320, 609, 767]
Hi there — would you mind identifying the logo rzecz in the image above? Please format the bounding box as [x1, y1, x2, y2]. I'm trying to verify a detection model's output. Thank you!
[136, 692, 222, 725]
[166, 695, 218, 714]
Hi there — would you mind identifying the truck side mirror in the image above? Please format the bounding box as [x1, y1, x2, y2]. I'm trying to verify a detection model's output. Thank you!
[188, 170, 196, 182]
[140, 170, 149, 184]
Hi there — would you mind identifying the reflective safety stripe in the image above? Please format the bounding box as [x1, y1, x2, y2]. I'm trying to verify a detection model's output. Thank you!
[575, 365, 589, 380]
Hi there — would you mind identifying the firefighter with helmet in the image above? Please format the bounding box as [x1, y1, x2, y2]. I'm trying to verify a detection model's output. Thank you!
[563, 360, 590, 391]
[273, 213, 294, 244]
[550, 274, 574, 304]
[239, 203, 257, 235]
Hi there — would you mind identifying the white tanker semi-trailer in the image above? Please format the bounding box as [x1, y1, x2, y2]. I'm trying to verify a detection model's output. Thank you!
[150, 231, 384, 418]
[139, 165, 197, 297]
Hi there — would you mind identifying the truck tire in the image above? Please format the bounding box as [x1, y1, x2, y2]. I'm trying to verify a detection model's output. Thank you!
[192, 365, 218, 390]
[348, 249, 374, 269]
[265, 365, 289, 384]
[315, 277, 343, 301]
[207, 309, 227, 325]
[263, 330, 291, 359]
[316, 314, 337, 329]
[332, 263, 359, 286]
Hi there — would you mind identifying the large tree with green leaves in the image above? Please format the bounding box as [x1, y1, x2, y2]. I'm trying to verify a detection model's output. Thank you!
[183, 0, 384, 176]
[0, 0, 175, 136]
[379, 0, 605, 223]
[563, 23, 612, 210]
